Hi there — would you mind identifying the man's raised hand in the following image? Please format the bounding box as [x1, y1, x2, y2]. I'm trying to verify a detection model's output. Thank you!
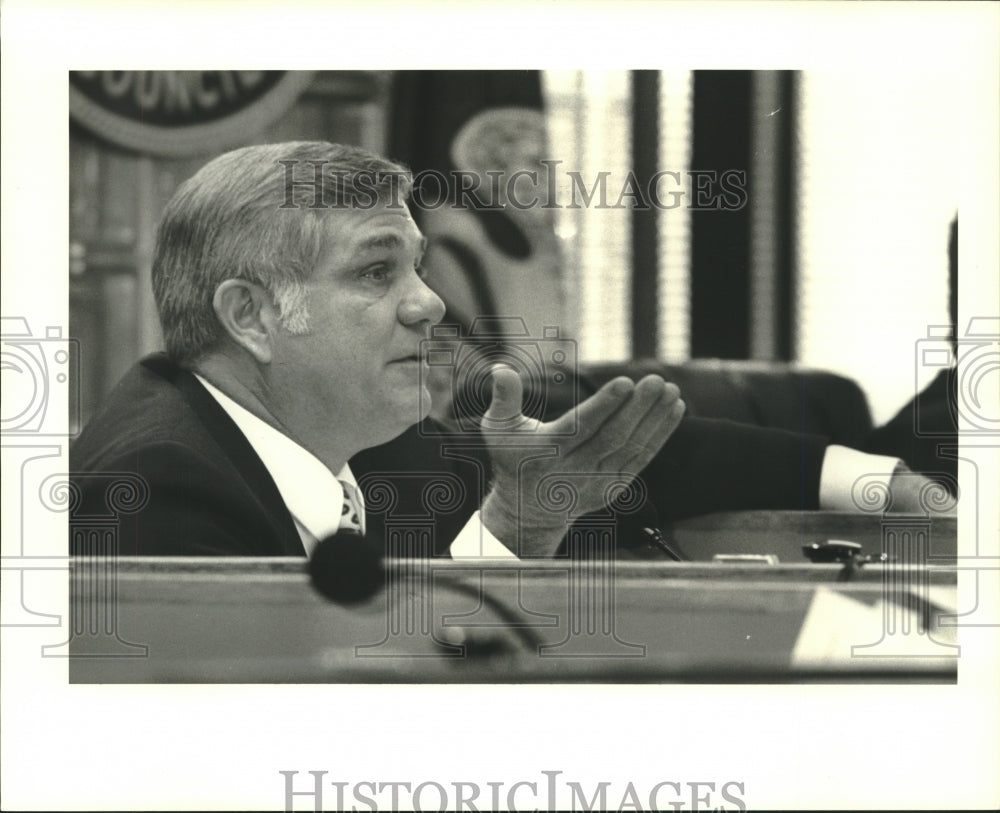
[479, 365, 685, 556]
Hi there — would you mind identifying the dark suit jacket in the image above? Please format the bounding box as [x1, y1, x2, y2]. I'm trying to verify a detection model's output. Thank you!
[70, 354, 827, 556]
[863, 368, 958, 493]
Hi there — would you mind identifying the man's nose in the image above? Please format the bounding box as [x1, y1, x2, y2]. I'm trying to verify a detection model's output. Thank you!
[399, 275, 446, 327]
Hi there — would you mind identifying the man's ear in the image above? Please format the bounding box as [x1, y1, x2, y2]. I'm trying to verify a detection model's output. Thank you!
[212, 279, 279, 364]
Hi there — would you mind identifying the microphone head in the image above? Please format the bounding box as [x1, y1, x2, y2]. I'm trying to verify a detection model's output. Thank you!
[611, 494, 658, 543]
[308, 531, 384, 605]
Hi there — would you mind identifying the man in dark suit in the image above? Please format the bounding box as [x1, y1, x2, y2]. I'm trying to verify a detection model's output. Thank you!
[72, 141, 687, 558]
[71, 141, 930, 559]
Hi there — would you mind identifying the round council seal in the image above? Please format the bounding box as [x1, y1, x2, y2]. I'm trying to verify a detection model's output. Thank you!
[69, 70, 315, 156]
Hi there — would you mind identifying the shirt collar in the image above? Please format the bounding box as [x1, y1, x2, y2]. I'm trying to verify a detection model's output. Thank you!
[193, 373, 364, 549]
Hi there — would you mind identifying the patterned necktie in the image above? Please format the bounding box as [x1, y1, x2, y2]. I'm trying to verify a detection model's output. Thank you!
[339, 480, 364, 535]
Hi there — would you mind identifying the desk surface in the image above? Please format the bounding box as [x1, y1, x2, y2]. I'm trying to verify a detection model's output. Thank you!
[67, 554, 959, 684]
[666, 511, 957, 562]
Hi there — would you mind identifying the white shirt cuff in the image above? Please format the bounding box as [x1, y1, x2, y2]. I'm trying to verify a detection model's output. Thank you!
[448, 510, 520, 560]
[819, 444, 901, 512]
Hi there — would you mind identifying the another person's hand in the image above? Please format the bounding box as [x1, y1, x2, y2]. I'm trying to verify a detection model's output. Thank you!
[886, 462, 958, 515]
[479, 366, 685, 556]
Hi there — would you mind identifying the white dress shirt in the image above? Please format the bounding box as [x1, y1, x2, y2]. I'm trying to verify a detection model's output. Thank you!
[194, 375, 899, 560]
[819, 445, 901, 512]
[194, 374, 515, 559]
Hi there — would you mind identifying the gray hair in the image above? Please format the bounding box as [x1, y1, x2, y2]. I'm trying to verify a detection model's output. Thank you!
[152, 141, 412, 365]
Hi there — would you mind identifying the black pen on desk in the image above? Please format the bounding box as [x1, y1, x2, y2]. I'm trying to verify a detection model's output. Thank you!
[641, 525, 685, 562]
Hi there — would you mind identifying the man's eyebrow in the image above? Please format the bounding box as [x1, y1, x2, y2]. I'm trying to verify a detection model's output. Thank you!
[355, 233, 427, 258]
[356, 233, 404, 252]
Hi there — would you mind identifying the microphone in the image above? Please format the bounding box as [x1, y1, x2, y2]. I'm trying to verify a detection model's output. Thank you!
[308, 530, 542, 653]
[619, 498, 686, 561]
[308, 530, 384, 605]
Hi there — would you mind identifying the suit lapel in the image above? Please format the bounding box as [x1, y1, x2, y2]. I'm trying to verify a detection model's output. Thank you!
[142, 354, 306, 556]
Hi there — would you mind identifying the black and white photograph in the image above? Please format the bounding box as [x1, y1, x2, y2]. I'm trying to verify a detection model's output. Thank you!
[2, 1, 998, 810]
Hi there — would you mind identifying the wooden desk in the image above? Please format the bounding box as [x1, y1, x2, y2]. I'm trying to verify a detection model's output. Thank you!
[665, 511, 957, 562]
[67, 553, 958, 684]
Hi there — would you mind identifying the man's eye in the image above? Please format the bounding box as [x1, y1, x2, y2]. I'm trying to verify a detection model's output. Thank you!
[360, 266, 391, 283]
